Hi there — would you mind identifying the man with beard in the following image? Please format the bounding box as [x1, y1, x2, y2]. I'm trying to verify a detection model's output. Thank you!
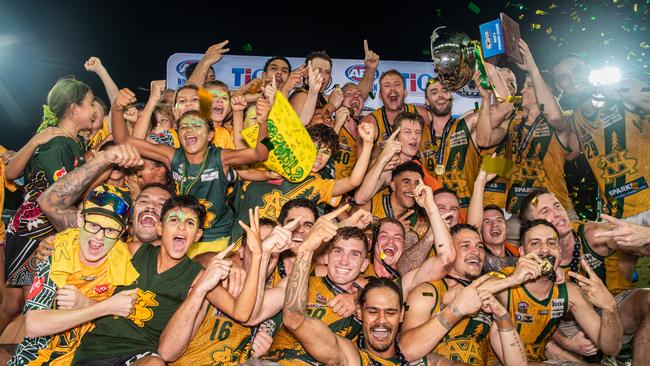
[477, 40, 579, 245]
[362, 181, 456, 301]
[494, 220, 622, 364]
[400, 224, 529, 366]
[37, 144, 172, 248]
[553, 56, 650, 225]
[418, 78, 482, 210]
[281, 208, 457, 365]
[364, 70, 431, 147]
[519, 188, 650, 364]
[333, 83, 364, 179]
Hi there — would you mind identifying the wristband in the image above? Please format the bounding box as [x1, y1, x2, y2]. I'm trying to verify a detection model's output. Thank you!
[493, 312, 510, 321]
[436, 312, 452, 330]
[497, 327, 515, 333]
[261, 137, 274, 151]
[449, 303, 463, 318]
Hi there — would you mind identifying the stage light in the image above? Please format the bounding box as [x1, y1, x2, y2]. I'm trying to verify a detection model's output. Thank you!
[588, 66, 621, 86]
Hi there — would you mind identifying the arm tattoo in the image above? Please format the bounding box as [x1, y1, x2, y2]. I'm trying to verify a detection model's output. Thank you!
[284, 250, 313, 314]
[482, 253, 519, 273]
[38, 155, 111, 231]
[397, 228, 434, 274]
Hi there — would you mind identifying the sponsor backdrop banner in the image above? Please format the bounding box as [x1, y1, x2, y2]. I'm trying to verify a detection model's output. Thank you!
[166, 53, 482, 117]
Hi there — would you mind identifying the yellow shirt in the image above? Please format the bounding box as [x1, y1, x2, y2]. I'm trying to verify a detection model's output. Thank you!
[212, 125, 235, 150]
[334, 125, 357, 179]
[573, 101, 650, 218]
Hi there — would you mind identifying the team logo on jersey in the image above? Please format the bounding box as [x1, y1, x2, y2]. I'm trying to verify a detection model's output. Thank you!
[598, 133, 637, 183]
[517, 301, 529, 314]
[198, 198, 217, 229]
[127, 290, 159, 327]
[551, 298, 565, 318]
[27, 276, 45, 301]
[53, 167, 67, 181]
[315, 293, 328, 305]
[211, 346, 234, 364]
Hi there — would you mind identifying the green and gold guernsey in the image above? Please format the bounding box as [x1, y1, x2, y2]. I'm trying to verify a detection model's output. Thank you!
[573, 100, 650, 218]
[264, 275, 362, 365]
[506, 282, 568, 362]
[481, 139, 509, 209]
[230, 174, 338, 247]
[72, 244, 202, 364]
[370, 104, 420, 147]
[171, 144, 236, 256]
[358, 347, 428, 365]
[419, 118, 482, 208]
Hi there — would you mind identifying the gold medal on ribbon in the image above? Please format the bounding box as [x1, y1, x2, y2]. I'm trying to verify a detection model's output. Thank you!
[435, 164, 446, 175]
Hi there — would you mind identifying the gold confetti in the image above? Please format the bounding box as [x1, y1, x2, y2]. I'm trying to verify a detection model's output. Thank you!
[546, 27, 553, 34]
[641, 41, 650, 49]
[531, 23, 541, 29]
[549, 3, 557, 9]
[535, 9, 548, 15]
[380, 252, 386, 260]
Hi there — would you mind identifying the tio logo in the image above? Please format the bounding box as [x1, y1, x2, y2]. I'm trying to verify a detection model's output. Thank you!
[232, 68, 263, 87]
[400, 72, 434, 92]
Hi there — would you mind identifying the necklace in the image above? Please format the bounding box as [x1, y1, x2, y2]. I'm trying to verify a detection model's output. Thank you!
[180, 148, 210, 195]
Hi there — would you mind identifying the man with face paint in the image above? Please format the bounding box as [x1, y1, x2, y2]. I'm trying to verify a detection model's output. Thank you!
[111, 88, 271, 260]
[280, 212, 456, 365]
[229, 122, 375, 248]
[492, 220, 622, 364]
[9, 184, 139, 366]
[400, 224, 530, 366]
[519, 189, 650, 364]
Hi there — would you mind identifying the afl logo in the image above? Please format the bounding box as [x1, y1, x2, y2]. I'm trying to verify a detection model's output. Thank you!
[176, 60, 199, 76]
[345, 64, 379, 83]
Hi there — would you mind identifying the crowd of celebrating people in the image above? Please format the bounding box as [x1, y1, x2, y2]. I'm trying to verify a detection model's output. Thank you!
[0, 33, 648, 366]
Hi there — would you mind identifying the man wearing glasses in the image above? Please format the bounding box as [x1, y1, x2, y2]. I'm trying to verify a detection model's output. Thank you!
[9, 184, 140, 366]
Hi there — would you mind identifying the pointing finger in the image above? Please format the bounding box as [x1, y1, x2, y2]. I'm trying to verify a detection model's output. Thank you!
[323, 203, 351, 221]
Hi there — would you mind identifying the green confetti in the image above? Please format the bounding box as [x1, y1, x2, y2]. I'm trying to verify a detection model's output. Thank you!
[243, 43, 253, 53]
[468, 2, 481, 14]
[422, 49, 431, 56]
[436, 8, 443, 18]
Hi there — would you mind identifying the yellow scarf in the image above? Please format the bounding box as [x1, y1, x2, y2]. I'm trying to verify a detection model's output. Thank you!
[50, 228, 139, 288]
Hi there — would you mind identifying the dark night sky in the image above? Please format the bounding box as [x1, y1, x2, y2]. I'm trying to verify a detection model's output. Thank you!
[0, 0, 631, 150]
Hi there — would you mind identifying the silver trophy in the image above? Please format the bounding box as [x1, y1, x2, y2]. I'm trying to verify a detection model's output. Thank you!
[430, 26, 476, 91]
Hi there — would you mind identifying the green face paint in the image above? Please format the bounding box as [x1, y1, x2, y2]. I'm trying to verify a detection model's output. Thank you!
[209, 89, 229, 101]
[179, 116, 208, 130]
[164, 208, 200, 228]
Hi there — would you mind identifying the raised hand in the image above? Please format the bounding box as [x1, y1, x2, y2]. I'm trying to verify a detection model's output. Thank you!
[226, 264, 247, 298]
[569, 259, 617, 311]
[396, 209, 415, 233]
[479, 290, 507, 316]
[255, 97, 272, 124]
[363, 39, 380, 70]
[84, 56, 104, 74]
[195, 256, 233, 294]
[515, 39, 538, 72]
[203, 40, 230, 64]
[307, 61, 324, 92]
[357, 121, 375, 144]
[263, 77, 277, 106]
[511, 252, 544, 285]
[414, 180, 435, 210]
[328, 86, 344, 109]
[103, 143, 144, 168]
[263, 218, 302, 254]
[149, 80, 166, 102]
[302, 204, 350, 252]
[338, 209, 373, 229]
[239, 207, 263, 256]
[328, 291, 358, 317]
[594, 214, 650, 249]
[283, 64, 307, 93]
[230, 95, 248, 112]
[379, 128, 402, 163]
[334, 107, 351, 130]
[112, 88, 136, 112]
[451, 274, 491, 315]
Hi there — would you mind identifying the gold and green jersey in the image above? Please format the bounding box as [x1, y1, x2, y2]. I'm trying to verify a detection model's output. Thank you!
[265, 275, 362, 365]
[507, 282, 568, 362]
[358, 347, 428, 365]
[369, 104, 419, 147]
[505, 112, 573, 214]
[481, 140, 509, 209]
[334, 124, 358, 179]
[573, 101, 650, 218]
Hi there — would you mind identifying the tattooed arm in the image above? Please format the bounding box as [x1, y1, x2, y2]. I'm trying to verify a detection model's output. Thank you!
[397, 229, 434, 274]
[482, 253, 519, 273]
[37, 144, 143, 231]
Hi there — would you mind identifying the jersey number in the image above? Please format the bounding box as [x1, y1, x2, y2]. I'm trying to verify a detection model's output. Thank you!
[306, 307, 326, 320]
[210, 319, 233, 341]
[335, 151, 350, 165]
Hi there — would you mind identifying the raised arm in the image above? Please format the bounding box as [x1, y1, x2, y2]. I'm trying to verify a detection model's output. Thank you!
[358, 40, 379, 101]
[353, 128, 400, 204]
[401, 182, 456, 297]
[111, 88, 175, 168]
[297, 61, 323, 125]
[158, 256, 232, 362]
[332, 122, 375, 196]
[474, 74, 509, 148]
[567, 259, 622, 356]
[132, 80, 166, 140]
[84, 57, 119, 105]
[187, 41, 229, 86]
[4, 127, 65, 180]
[220, 97, 270, 170]
[467, 168, 497, 229]
[37, 144, 143, 231]
[590, 214, 650, 256]
[485, 292, 528, 366]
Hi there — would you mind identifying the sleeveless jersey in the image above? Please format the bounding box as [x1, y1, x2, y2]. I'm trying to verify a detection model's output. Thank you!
[507, 282, 569, 362]
[505, 112, 573, 214]
[334, 124, 358, 179]
[419, 119, 481, 208]
[171, 144, 235, 249]
[72, 244, 202, 364]
[573, 101, 650, 218]
[358, 347, 428, 366]
[481, 140, 509, 209]
[171, 306, 255, 366]
[370, 105, 419, 146]
[265, 276, 362, 365]
[291, 87, 327, 109]
[369, 192, 424, 236]
[429, 280, 493, 366]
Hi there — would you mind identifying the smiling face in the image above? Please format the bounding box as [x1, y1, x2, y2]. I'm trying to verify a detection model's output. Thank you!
[451, 228, 485, 280]
[481, 209, 506, 247]
[358, 287, 402, 356]
[263, 59, 291, 90]
[380, 74, 406, 112]
[327, 237, 368, 288]
[158, 207, 203, 260]
[522, 224, 561, 271]
[434, 192, 460, 228]
[73, 91, 96, 130]
[312, 143, 332, 172]
[174, 88, 200, 119]
[425, 81, 452, 117]
[282, 206, 316, 252]
[342, 84, 364, 117]
[309, 109, 334, 128]
[521, 76, 538, 109]
[374, 221, 404, 266]
[132, 186, 171, 243]
[397, 119, 422, 158]
[524, 193, 572, 237]
[178, 115, 214, 155]
[78, 214, 123, 266]
[389, 171, 420, 209]
[208, 87, 231, 123]
[309, 57, 332, 92]
[552, 57, 590, 99]
[498, 67, 518, 96]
